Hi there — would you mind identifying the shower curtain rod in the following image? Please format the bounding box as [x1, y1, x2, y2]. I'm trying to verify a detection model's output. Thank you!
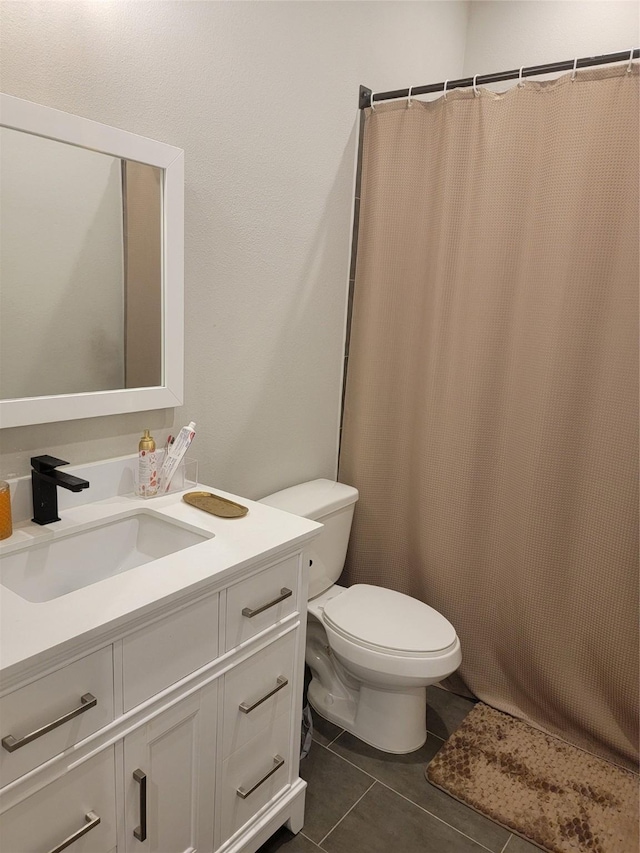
[359, 48, 639, 109]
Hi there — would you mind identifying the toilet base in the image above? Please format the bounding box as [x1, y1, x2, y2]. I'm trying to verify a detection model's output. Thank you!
[308, 676, 427, 754]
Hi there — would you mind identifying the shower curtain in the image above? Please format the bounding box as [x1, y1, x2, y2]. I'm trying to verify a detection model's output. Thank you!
[338, 65, 639, 771]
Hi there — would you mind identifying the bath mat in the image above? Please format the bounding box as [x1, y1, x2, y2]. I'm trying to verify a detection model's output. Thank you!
[426, 703, 638, 853]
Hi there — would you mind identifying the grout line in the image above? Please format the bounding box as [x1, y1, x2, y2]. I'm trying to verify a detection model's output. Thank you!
[311, 729, 345, 749]
[426, 729, 446, 742]
[317, 779, 377, 848]
[323, 743, 378, 782]
[370, 780, 499, 853]
[501, 836, 513, 853]
[300, 829, 323, 849]
[326, 729, 345, 748]
[324, 743, 499, 853]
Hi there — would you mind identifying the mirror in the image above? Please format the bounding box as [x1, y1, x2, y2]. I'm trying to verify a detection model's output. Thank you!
[0, 94, 184, 428]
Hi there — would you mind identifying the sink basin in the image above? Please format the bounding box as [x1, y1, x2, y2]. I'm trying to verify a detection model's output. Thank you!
[1, 512, 212, 603]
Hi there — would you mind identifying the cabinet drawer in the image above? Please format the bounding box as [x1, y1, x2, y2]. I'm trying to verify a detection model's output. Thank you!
[223, 631, 297, 758]
[225, 555, 299, 651]
[0, 747, 117, 853]
[122, 593, 219, 711]
[0, 646, 114, 786]
[220, 710, 292, 843]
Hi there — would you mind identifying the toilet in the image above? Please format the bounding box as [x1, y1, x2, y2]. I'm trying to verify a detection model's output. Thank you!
[259, 479, 462, 754]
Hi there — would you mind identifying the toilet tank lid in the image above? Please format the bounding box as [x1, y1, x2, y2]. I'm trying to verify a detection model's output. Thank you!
[259, 479, 358, 520]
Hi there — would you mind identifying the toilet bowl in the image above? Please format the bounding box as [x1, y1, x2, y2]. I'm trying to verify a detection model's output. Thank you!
[259, 479, 462, 753]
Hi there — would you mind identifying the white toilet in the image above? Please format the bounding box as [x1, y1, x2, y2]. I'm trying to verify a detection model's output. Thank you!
[259, 479, 462, 754]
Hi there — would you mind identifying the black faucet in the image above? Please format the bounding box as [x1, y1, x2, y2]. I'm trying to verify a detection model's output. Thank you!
[31, 456, 90, 525]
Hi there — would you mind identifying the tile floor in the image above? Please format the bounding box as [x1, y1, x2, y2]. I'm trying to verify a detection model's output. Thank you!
[258, 686, 540, 853]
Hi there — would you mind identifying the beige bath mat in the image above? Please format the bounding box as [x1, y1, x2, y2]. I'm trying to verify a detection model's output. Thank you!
[426, 703, 638, 853]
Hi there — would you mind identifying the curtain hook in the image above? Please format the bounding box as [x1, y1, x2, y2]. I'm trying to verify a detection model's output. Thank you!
[571, 57, 578, 81]
[473, 74, 480, 97]
[518, 66, 526, 88]
[627, 48, 635, 73]
[407, 85, 413, 108]
[370, 91, 376, 111]
[443, 79, 449, 100]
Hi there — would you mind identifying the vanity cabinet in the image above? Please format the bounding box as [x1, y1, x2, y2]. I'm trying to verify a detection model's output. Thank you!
[0, 548, 311, 853]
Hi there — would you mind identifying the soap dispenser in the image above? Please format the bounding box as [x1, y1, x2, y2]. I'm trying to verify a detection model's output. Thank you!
[138, 430, 158, 497]
[0, 480, 12, 539]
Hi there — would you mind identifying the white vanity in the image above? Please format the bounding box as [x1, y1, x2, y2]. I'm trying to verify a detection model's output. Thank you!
[0, 93, 318, 853]
[0, 456, 320, 853]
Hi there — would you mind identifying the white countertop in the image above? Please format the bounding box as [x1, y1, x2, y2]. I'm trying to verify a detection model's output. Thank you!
[0, 482, 320, 682]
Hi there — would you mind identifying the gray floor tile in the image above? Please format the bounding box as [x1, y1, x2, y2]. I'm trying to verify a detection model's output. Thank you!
[257, 827, 320, 852]
[330, 731, 510, 852]
[320, 781, 488, 853]
[426, 685, 476, 739]
[504, 834, 544, 852]
[311, 710, 344, 746]
[299, 742, 373, 843]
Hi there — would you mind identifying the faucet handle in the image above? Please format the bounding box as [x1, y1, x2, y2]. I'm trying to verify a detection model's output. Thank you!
[31, 455, 69, 473]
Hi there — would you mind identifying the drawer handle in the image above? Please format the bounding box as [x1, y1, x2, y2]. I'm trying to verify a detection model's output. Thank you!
[133, 768, 147, 842]
[1, 693, 97, 753]
[242, 588, 293, 618]
[236, 755, 285, 799]
[47, 811, 100, 853]
[239, 676, 289, 714]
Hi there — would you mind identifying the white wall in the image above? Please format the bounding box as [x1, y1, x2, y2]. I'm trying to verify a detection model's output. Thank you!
[0, 1, 469, 497]
[463, 1, 639, 80]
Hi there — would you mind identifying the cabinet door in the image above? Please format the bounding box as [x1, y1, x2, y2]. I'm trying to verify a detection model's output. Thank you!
[123, 683, 217, 853]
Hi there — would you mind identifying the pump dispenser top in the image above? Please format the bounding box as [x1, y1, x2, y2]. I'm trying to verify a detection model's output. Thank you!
[139, 429, 155, 452]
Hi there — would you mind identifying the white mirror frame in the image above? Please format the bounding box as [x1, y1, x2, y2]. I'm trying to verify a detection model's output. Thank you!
[0, 94, 184, 428]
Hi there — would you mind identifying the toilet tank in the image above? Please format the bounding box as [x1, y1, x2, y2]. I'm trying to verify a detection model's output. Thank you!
[259, 479, 359, 599]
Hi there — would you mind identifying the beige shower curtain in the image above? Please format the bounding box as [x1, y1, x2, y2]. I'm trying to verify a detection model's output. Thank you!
[339, 65, 639, 771]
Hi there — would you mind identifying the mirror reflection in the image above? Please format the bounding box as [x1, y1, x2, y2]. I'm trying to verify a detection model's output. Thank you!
[0, 127, 163, 400]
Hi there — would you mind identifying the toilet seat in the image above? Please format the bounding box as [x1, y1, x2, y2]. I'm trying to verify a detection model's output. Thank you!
[322, 584, 457, 657]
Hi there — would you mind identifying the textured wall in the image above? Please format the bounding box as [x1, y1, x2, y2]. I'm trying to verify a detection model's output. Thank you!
[0, 0, 468, 497]
[463, 1, 639, 79]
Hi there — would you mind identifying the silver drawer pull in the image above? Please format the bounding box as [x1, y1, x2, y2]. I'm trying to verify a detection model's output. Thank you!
[133, 768, 147, 842]
[1, 693, 97, 753]
[236, 755, 285, 799]
[242, 588, 293, 618]
[239, 676, 288, 714]
[47, 811, 100, 853]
